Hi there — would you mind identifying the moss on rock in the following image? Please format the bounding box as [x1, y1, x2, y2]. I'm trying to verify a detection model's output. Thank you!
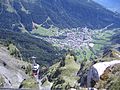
[20, 78, 39, 89]
[0, 75, 4, 87]
[8, 43, 20, 58]
[43, 54, 80, 90]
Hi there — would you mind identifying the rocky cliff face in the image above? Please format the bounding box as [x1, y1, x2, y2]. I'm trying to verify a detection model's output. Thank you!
[95, 63, 120, 90]
[1, 0, 120, 32]
[41, 49, 120, 90]
[0, 45, 31, 88]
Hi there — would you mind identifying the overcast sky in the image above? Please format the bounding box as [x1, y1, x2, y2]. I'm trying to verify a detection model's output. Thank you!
[93, 0, 120, 12]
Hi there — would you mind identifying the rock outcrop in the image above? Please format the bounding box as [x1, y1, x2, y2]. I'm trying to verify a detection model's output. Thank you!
[95, 63, 120, 90]
[41, 53, 80, 90]
[0, 45, 31, 88]
[87, 60, 120, 88]
[77, 49, 120, 89]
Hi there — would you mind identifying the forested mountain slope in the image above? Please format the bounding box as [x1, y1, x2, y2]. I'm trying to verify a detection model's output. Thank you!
[0, 0, 120, 32]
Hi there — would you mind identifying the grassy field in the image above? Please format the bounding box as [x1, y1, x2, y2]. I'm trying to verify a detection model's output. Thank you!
[31, 25, 58, 36]
[75, 30, 115, 61]
[75, 47, 95, 61]
[92, 30, 115, 53]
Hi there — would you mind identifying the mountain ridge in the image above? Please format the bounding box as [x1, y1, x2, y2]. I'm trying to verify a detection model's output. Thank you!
[1, 0, 120, 32]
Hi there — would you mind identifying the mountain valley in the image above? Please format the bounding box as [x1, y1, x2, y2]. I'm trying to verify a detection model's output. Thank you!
[0, 0, 120, 90]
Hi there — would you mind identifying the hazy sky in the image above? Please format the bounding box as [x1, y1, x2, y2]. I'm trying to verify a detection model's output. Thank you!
[93, 0, 120, 12]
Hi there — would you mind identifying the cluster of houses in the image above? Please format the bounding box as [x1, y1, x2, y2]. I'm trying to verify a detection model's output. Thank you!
[41, 27, 93, 50]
